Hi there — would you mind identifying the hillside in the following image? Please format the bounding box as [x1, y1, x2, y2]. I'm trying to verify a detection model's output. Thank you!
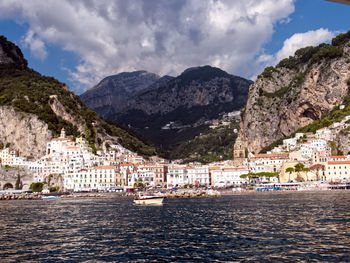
[168, 121, 240, 163]
[240, 31, 350, 153]
[0, 36, 155, 158]
[81, 65, 252, 161]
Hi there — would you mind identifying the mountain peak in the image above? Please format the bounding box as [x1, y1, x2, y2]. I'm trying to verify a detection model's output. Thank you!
[0, 36, 28, 67]
[178, 65, 231, 85]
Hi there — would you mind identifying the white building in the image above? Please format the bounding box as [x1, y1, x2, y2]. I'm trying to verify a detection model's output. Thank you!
[187, 166, 210, 186]
[283, 138, 297, 151]
[295, 133, 304, 140]
[64, 165, 117, 191]
[310, 139, 327, 152]
[315, 128, 333, 141]
[210, 167, 248, 187]
[249, 162, 266, 173]
[251, 153, 289, 172]
[300, 142, 313, 159]
[325, 161, 350, 182]
[0, 148, 19, 165]
[167, 165, 187, 188]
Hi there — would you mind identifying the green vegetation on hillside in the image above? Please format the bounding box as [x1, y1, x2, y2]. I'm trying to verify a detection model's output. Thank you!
[0, 45, 155, 156]
[166, 122, 239, 164]
[260, 66, 278, 79]
[260, 31, 348, 81]
[177, 65, 230, 85]
[276, 43, 344, 71]
[332, 31, 350, 46]
[259, 86, 291, 98]
[0, 63, 81, 137]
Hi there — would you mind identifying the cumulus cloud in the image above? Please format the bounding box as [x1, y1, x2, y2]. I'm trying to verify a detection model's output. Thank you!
[22, 30, 48, 61]
[0, 0, 296, 92]
[254, 28, 336, 78]
[275, 28, 335, 62]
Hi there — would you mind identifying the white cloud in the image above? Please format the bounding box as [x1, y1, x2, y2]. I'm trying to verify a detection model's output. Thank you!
[275, 28, 335, 62]
[22, 30, 48, 61]
[0, 0, 296, 92]
[255, 28, 336, 77]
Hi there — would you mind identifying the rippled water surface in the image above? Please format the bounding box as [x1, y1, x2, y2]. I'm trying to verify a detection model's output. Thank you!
[1, 192, 350, 262]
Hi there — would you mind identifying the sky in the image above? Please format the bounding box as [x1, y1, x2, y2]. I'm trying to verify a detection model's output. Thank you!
[0, 0, 349, 94]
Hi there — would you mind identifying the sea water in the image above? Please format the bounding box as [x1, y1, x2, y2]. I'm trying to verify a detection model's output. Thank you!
[1, 191, 350, 262]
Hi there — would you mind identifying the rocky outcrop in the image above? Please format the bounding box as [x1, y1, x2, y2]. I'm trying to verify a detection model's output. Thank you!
[0, 106, 52, 158]
[42, 174, 64, 192]
[335, 127, 350, 155]
[240, 39, 350, 153]
[49, 95, 84, 133]
[0, 35, 27, 67]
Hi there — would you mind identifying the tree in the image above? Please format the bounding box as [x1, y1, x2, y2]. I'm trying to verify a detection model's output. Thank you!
[294, 163, 305, 182]
[15, 174, 21, 190]
[303, 167, 310, 181]
[294, 163, 310, 182]
[29, 182, 44, 192]
[240, 172, 279, 184]
[285, 167, 295, 182]
[133, 178, 145, 188]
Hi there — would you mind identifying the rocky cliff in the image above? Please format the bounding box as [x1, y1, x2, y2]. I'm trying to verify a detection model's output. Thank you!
[0, 36, 155, 158]
[240, 31, 350, 153]
[0, 36, 27, 67]
[0, 106, 52, 158]
[125, 66, 250, 116]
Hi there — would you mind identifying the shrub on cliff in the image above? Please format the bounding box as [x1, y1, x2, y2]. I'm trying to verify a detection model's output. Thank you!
[332, 30, 350, 46]
[310, 44, 343, 64]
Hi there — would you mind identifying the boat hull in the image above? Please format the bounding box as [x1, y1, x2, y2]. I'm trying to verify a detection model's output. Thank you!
[134, 196, 164, 205]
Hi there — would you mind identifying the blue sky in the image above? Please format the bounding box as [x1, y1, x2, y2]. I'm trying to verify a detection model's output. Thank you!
[0, 0, 349, 94]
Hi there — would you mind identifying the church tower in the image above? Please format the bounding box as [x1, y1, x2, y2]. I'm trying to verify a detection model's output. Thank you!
[233, 136, 246, 165]
[60, 128, 66, 138]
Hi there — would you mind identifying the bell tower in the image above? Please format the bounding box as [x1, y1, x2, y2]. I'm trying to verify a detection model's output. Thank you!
[60, 128, 66, 138]
[233, 137, 246, 165]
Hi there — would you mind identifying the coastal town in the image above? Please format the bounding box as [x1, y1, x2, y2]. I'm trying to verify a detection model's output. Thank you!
[1, 107, 350, 195]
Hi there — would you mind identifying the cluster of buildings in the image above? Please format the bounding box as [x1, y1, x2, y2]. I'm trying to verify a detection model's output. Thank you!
[1, 112, 350, 192]
[0, 129, 251, 191]
[241, 114, 350, 184]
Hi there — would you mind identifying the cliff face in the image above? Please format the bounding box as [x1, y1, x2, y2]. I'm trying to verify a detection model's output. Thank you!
[126, 66, 250, 116]
[240, 35, 350, 153]
[0, 106, 52, 158]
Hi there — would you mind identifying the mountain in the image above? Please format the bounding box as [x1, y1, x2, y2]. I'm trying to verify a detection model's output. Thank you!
[0, 36, 155, 158]
[240, 30, 350, 153]
[81, 65, 252, 161]
[80, 70, 160, 118]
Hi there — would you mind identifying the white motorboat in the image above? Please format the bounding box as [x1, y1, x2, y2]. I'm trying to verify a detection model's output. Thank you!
[134, 194, 164, 205]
